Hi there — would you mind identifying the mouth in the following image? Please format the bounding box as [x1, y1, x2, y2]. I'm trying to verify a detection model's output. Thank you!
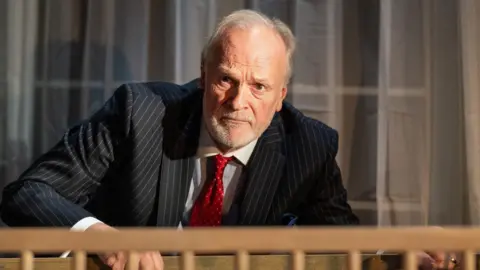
[221, 117, 249, 124]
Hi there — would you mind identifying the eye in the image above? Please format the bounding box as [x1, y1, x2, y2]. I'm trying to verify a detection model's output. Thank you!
[254, 83, 265, 91]
[221, 76, 232, 84]
[218, 76, 234, 89]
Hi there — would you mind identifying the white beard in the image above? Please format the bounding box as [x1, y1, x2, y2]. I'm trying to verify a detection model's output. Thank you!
[207, 116, 257, 150]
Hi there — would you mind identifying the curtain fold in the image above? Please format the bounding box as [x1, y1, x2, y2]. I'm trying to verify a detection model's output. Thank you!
[460, 0, 480, 225]
[2, 0, 38, 195]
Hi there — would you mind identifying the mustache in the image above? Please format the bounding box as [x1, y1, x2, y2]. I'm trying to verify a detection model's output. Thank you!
[218, 112, 251, 122]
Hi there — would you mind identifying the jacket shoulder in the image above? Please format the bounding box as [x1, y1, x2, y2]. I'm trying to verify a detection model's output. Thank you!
[280, 102, 339, 159]
[120, 79, 200, 103]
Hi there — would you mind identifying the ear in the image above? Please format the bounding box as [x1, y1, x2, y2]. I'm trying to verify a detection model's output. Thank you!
[275, 87, 287, 111]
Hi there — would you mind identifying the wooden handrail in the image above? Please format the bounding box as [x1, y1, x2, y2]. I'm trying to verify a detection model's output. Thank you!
[0, 227, 478, 270]
[0, 227, 479, 251]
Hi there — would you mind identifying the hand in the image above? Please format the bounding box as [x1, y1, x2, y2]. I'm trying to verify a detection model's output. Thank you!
[100, 251, 164, 270]
[418, 251, 459, 269]
[86, 223, 164, 270]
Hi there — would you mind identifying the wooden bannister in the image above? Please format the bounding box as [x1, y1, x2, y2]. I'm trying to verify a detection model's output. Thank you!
[0, 227, 478, 270]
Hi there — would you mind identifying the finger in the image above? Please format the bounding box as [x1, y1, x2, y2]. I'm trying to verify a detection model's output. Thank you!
[420, 256, 435, 269]
[447, 253, 458, 269]
[151, 252, 164, 270]
[139, 254, 154, 270]
[111, 262, 125, 270]
[426, 251, 448, 263]
[105, 255, 117, 267]
[417, 251, 435, 262]
[99, 251, 114, 265]
[425, 251, 441, 260]
[115, 252, 127, 270]
[440, 252, 452, 269]
[416, 252, 435, 270]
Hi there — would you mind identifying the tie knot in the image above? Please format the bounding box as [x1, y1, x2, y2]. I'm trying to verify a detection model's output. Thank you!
[215, 154, 233, 169]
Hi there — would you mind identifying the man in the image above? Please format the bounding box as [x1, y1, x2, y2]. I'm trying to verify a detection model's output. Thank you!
[0, 9, 458, 270]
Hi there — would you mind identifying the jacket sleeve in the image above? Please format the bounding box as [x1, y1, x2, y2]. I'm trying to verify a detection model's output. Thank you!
[299, 130, 360, 225]
[0, 84, 134, 227]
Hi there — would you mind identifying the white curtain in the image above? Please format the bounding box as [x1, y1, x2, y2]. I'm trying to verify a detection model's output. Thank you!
[2, 0, 38, 189]
[460, 0, 480, 225]
[0, 0, 477, 226]
[0, 0, 152, 199]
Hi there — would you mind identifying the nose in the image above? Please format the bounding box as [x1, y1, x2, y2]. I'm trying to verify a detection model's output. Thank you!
[228, 84, 248, 110]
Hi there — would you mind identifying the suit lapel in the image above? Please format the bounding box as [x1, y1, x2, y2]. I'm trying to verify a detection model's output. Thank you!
[238, 114, 286, 225]
[156, 154, 196, 226]
[156, 89, 202, 226]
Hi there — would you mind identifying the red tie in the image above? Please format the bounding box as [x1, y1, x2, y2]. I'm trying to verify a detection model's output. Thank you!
[189, 154, 233, 226]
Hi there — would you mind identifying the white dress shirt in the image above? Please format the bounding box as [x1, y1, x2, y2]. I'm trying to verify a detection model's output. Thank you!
[61, 125, 257, 257]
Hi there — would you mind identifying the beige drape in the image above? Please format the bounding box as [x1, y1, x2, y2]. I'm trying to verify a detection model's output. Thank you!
[460, 0, 480, 225]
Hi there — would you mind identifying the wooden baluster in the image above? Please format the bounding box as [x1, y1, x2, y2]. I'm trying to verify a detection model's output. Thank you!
[21, 250, 33, 270]
[347, 250, 361, 270]
[235, 250, 249, 270]
[404, 251, 417, 270]
[463, 250, 476, 270]
[181, 251, 195, 270]
[73, 250, 86, 270]
[127, 251, 139, 270]
[292, 250, 305, 270]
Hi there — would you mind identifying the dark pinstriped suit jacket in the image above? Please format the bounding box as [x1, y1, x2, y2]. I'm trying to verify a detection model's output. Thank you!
[0, 79, 359, 228]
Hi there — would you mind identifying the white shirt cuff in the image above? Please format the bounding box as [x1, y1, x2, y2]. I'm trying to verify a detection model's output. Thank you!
[60, 217, 103, 258]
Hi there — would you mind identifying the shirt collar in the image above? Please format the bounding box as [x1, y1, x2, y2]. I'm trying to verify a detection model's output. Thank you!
[196, 123, 258, 165]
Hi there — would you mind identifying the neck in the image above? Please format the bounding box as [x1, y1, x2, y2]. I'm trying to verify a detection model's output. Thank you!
[215, 142, 239, 155]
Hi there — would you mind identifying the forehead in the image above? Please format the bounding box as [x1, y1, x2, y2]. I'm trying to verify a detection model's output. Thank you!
[214, 26, 287, 73]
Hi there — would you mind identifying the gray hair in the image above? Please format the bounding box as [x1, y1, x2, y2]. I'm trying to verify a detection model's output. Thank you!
[201, 9, 296, 84]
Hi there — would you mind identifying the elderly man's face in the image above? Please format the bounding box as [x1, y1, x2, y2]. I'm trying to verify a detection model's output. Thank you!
[201, 26, 288, 152]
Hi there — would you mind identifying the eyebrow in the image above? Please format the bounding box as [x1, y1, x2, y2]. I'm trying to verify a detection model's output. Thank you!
[218, 65, 235, 76]
[255, 77, 270, 85]
[218, 65, 272, 87]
